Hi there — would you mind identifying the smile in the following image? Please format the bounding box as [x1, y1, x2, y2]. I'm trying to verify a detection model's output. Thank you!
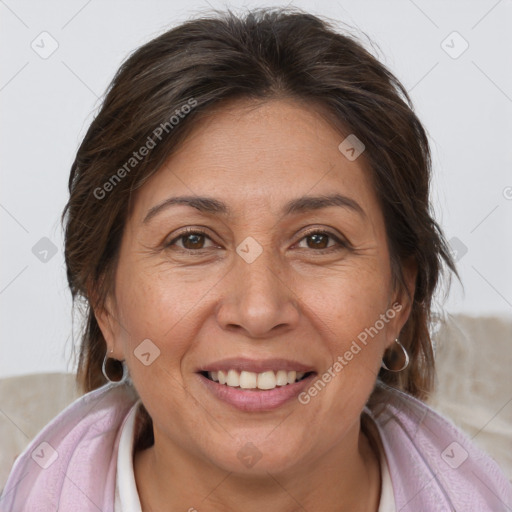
[204, 369, 311, 390]
[196, 358, 317, 412]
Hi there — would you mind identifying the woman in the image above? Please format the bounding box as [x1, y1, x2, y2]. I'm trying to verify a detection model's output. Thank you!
[2, 7, 511, 512]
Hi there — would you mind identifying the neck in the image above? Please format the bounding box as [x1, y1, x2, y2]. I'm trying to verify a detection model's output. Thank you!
[133, 414, 382, 512]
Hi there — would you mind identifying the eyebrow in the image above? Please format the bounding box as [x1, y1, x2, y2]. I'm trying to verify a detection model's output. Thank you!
[142, 193, 367, 224]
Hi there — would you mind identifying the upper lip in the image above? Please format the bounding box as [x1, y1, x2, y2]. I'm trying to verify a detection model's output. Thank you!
[197, 358, 315, 374]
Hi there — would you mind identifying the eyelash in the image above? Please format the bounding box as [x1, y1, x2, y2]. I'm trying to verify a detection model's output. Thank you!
[164, 227, 348, 254]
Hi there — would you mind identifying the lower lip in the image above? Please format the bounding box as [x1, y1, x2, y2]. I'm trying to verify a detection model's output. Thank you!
[197, 373, 316, 412]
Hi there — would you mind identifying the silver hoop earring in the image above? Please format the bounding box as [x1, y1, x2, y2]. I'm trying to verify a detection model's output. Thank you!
[102, 348, 128, 384]
[381, 338, 409, 372]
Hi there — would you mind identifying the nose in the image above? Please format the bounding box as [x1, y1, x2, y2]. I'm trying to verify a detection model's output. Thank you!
[215, 246, 301, 338]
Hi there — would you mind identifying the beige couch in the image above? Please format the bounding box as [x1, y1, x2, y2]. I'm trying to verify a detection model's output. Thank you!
[427, 312, 512, 484]
[1, 313, 511, 491]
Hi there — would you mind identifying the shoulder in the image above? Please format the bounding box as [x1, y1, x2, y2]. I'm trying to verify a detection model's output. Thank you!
[364, 380, 512, 512]
[1, 383, 139, 511]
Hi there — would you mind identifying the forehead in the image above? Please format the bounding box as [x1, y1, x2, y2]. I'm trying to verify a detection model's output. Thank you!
[131, 98, 381, 225]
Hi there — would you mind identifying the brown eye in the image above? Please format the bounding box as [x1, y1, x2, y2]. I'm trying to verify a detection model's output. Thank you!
[181, 232, 206, 250]
[297, 230, 347, 251]
[165, 229, 214, 251]
[306, 233, 330, 249]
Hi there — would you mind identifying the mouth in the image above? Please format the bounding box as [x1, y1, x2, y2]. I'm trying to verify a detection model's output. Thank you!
[200, 369, 314, 391]
[196, 360, 317, 412]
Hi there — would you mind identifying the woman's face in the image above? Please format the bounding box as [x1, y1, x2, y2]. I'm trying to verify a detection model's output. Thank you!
[98, 98, 415, 474]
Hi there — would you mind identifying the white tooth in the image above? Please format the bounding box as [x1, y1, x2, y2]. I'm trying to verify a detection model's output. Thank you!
[226, 369, 240, 387]
[257, 371, 277, 390]
[239, 371, 258, 389]
[276, 370, 288, 386]
[215, 369, 305, 389]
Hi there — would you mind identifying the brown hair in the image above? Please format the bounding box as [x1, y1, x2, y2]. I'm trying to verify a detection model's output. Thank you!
[63, 7, 460, 404]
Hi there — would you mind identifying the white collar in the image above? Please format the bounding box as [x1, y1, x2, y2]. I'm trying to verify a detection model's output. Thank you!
[115, 400, 143, 512]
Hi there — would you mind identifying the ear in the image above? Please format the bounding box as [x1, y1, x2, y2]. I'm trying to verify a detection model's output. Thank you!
[387, 255, 417, 348]
[87, 279, 122, 359]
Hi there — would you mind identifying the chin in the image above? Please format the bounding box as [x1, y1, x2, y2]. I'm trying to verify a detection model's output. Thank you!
[203, 435, 308, 476]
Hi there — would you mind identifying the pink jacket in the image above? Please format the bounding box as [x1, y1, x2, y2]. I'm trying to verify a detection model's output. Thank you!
[1, 380, 511, 511]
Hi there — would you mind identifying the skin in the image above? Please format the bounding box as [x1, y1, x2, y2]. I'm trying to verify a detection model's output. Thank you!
[96, 97, 417, 511]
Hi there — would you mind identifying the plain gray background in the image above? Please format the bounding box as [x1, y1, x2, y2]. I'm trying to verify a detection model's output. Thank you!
[1, 0, 511, 378]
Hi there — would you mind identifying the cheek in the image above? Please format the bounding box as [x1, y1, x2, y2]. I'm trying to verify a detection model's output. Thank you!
[114, 264, 206, 340]
[306, 260, 391, 340]
[112, 263, 225, 386]
[113, 270, 197, 418]
[300, 262, 391, 401]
